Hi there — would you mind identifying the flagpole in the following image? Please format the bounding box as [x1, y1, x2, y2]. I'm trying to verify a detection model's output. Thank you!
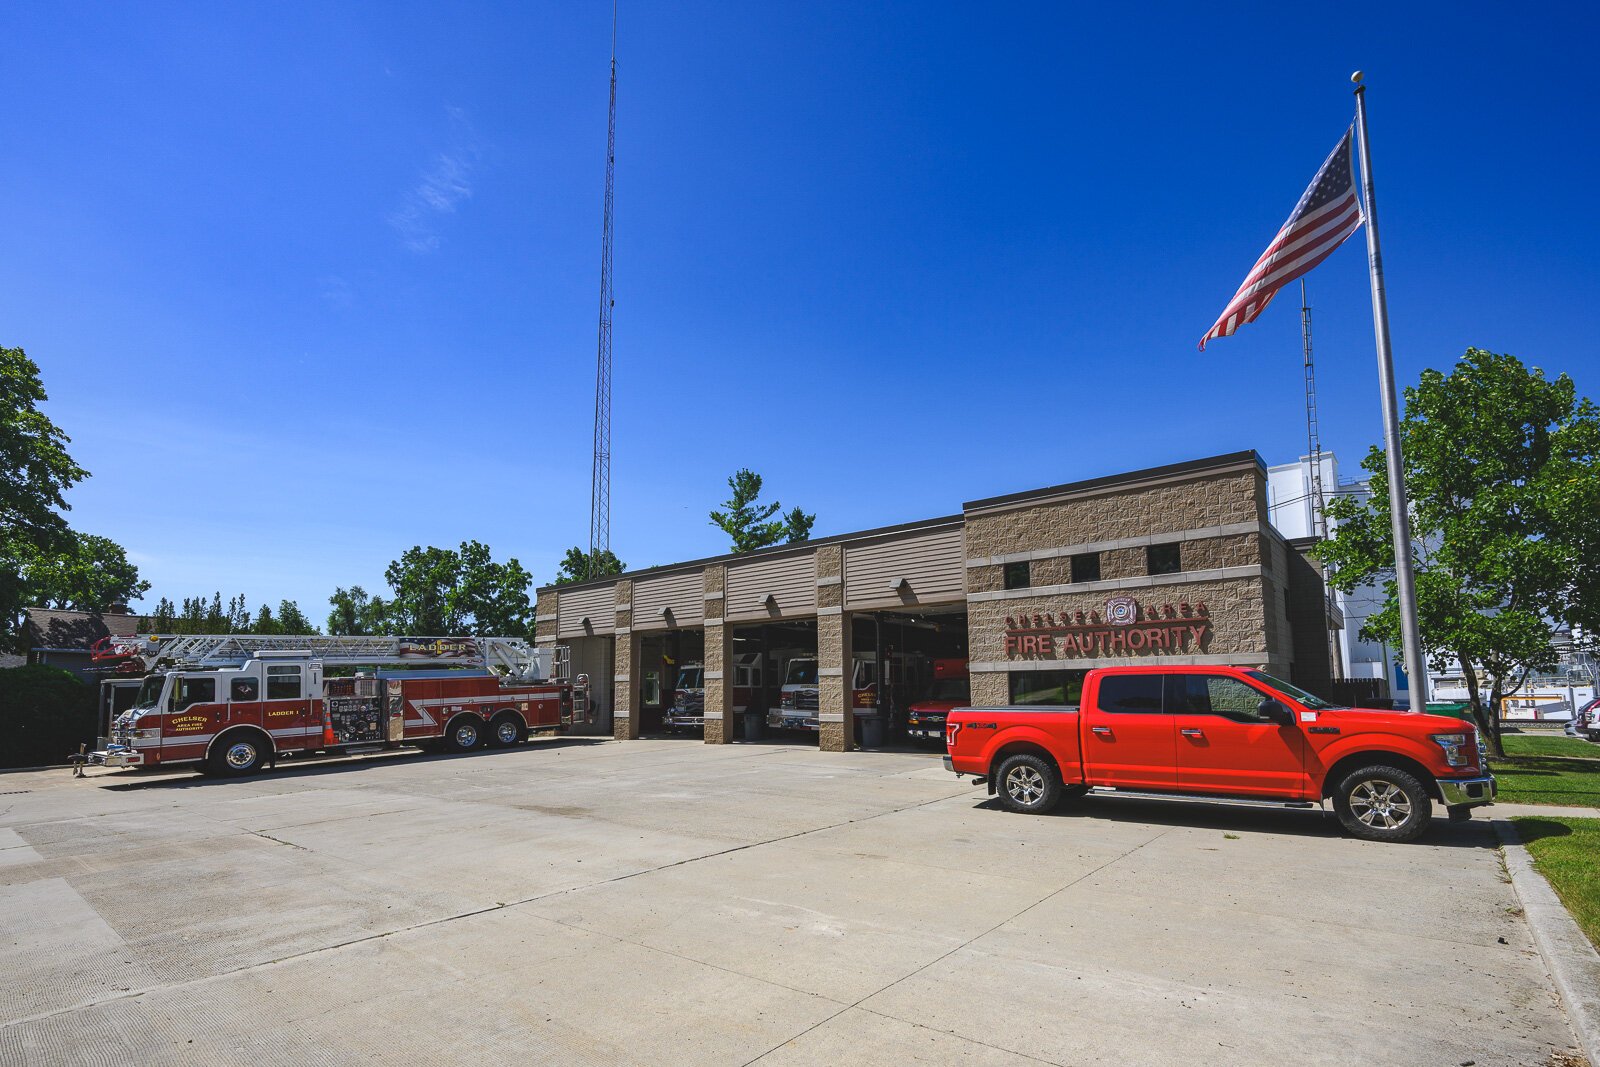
[1352, 71, 1428, 707]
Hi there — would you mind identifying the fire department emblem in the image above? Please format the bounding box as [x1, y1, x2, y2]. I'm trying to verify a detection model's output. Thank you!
[1104, 596, 1138, 626]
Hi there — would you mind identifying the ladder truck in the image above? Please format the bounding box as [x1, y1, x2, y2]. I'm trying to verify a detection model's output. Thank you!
[80, 634, 590, 777]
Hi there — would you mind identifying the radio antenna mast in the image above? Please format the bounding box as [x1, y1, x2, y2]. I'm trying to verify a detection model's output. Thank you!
[1301, 279, 1327, 538]
[588, 1, 618, 576]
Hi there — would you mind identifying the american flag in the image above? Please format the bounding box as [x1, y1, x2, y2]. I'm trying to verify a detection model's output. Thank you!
[1199, 129, 1363, 350]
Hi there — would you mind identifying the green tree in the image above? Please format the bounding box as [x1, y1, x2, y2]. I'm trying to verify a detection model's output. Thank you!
[0, 345, 93, 630]
[554, 546, 625, 584]
[381, 541, 533, 636]
[1318, 349, 1600, 756]
[15, 531, 149, 612]
[275, 600, 317, 635]
[709, 469, 816, 553]
[251, 603, 279, 635]
[327, 586, 392, 635]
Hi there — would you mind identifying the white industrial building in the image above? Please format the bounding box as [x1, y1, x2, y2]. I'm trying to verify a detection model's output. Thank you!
[1267, 453, 1415, 707]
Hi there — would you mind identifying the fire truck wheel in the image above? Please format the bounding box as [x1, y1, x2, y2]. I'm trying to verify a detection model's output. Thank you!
[444, 716, 484, 753]
[208, 731, 268, 776]
[489, 713, 527, 747]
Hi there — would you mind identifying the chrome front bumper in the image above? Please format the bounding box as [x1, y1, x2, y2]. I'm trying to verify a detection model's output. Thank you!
[86, 747, 145, 768]
[1439, 775, 1496, 808]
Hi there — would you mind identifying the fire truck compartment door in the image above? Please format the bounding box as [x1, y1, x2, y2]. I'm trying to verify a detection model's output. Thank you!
[387, 680, 405, 742]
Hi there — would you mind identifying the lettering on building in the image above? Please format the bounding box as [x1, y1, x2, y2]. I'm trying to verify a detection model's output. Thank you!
[1004, 597, 1211, 658]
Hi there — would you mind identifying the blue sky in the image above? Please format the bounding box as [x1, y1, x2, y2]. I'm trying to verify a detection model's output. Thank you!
[3, 2, 1596, 622]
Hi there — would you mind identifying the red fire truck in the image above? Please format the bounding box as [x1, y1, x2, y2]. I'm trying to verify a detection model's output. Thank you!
[81, 634, 589, 777]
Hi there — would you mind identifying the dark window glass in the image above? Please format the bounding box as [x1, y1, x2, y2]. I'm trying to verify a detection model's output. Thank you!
[266, 664, 302, 700]
[1095, 674, 1164, 713]
[1147, 543, 1182, 575]
[1004, 561, 1031, 590]
[1070, 552, 1101, 583]
[1008, 669, 1086, 706]
[175, 676, 215, 710]
[1166, 674, 1272, 722]
[230, 677, 259, 702]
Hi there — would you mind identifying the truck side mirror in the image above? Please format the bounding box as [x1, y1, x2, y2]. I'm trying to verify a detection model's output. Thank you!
[1258, 698, 1293, 726]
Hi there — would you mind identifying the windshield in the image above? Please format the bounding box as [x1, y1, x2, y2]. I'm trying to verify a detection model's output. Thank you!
[784, 659, 818, 686]
[133, 675, 166, 710]
[676, 667, 703, 690]
[1245, 671, 1346, 711]
[928, 677, 971, 702]
[854, 661, 877, 688]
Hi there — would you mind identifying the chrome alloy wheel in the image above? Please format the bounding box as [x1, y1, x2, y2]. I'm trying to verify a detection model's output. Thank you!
[1348, 777, 1413, 830]
[225, 741, 259, 770]
[495, 719, 519, 745]
[454, 721, 480, 748]
[1005, 764, 1047, 806]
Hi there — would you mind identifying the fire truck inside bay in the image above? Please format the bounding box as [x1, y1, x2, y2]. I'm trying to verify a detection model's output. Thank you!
[81, 634, 590, 777]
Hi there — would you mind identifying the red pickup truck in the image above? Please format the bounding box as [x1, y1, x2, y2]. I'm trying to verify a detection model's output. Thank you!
[944, 665, 1495, 842]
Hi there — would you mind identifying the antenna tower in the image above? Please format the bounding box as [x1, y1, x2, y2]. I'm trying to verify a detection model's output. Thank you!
[1300, 279, 1327, 538]
[588, 2, 617, 575]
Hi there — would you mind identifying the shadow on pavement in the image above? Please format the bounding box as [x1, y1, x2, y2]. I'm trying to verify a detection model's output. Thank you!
[94, 737, 614, 791]
[972, 792, 1501, 848]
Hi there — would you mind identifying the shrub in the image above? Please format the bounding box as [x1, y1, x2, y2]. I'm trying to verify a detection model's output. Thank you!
[0, 664, 98, 768]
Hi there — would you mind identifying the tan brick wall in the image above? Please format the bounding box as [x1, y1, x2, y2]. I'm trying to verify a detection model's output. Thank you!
[817, 609, 852, 752]
[535, 589, 558, 645]
[968, 576, 1273, 669]
[702, 621, 732, 744]
[964, 469, 1261, 559]
[971, 671, 1007, 706]
[1101, 547, 1144, 580]
[815, 544, 842, 579]
[613, 627, 641, 741]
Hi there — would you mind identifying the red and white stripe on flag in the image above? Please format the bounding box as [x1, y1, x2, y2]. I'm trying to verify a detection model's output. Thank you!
[1199, 128, 1364, 350]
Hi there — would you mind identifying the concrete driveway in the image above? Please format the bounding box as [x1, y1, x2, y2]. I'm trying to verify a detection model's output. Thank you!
[0, 739, 1583, 1066]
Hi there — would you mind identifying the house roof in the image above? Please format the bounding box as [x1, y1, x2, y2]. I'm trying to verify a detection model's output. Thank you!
[21, 608, 140, 653]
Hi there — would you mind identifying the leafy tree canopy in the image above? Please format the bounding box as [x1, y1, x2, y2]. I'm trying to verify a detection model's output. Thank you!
[15, 531, 149, 613]
[709, 469, 816, 554]
[554, 547, 625, 584]
[327, 585, 393, 635]
[1318, 348, 1600, 754]
[381, 541, 533, 636]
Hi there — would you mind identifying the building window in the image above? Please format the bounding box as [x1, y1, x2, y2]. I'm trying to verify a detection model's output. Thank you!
[1071, 552, 1100, 583]
[1008, 669, 1086, 706]
[1004, 561, 1031, 590]
[1146, 543, 1182, 575]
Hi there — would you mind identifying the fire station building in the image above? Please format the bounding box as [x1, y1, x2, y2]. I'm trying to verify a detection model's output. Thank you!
[535, 450, 1341, 751]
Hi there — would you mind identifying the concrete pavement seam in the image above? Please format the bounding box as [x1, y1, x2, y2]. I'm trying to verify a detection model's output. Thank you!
[1493, 818, 1600, 1066]
[737, 826, 1175, 1067]
[0, 771, 983, 1033]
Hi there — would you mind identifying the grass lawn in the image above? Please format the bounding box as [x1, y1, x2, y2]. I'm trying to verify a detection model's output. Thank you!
[1489, 735, 1600, 806]
[1514, 816, 1600, 951]
[1501, 733, 1599, 759]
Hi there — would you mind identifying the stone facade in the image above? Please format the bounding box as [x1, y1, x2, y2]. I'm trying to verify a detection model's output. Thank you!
[702, 566, 733, 744]
[815, 545, 852, 752]
[611, 578, 640, 741]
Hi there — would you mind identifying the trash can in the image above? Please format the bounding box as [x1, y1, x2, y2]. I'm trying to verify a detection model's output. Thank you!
[859, 713, 886, 750]
[743, 709, 764, 741]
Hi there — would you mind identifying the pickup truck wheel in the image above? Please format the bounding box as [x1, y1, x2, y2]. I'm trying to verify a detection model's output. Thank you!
[1333, 765, 1432, 842]
[995, 754, 1062, 815]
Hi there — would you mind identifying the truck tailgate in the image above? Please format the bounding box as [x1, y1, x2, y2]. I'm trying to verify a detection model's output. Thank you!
[947, 706, 1081, 780]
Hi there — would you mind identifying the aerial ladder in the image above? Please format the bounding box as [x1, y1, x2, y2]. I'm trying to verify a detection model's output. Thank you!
[92, 633, 569, 684]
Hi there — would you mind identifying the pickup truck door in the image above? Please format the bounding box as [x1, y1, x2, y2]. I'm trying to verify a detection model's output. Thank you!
[1167, 674, 1307, 798]
[1081, 673, 1176, 791]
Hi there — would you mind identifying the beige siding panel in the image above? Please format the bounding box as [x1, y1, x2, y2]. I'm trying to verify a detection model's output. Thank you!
[632, 570, 705, 631]
[726, 554, 817, 621]
[557, 585, 618, 638]
[844, 525, 966, 611]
